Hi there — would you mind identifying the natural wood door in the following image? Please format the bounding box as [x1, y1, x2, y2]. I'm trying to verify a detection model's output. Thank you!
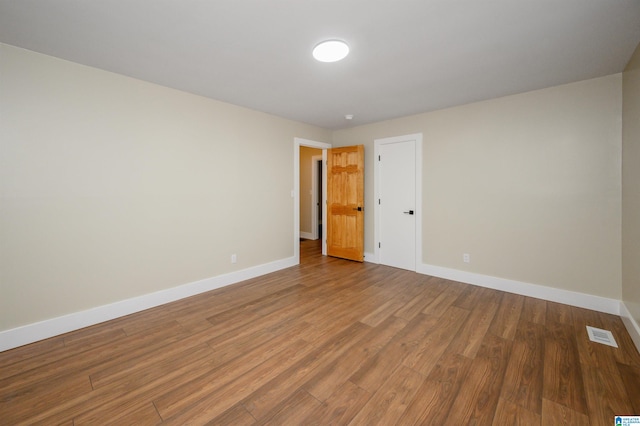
[327, 145, 364, 261]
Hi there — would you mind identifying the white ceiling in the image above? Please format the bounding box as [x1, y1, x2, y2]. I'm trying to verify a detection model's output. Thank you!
[1, 1, 639, 130]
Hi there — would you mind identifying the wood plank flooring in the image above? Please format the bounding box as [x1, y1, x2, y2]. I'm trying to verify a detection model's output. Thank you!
[1, 239, 639, 425]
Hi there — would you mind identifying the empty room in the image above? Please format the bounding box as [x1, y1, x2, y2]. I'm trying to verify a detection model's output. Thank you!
[1, 1, 640, 424]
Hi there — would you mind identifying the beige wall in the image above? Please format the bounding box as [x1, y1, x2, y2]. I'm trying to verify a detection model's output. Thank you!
[0, 44, 331, 331]
[0, 41, 630, 335]
[299, 146, 322, 236]
[622, 43, 640, 326]
[333, 75, 622, 299]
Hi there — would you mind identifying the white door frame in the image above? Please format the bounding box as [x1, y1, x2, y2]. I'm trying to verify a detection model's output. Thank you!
[294, 137, 331, 264]
[374, 133, 423, 270]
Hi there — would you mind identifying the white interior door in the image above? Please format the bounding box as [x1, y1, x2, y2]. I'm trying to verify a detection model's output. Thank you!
[378, 139, 416, 270]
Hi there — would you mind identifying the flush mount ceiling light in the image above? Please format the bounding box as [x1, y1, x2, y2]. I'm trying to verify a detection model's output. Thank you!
[313, 40, 349, 62]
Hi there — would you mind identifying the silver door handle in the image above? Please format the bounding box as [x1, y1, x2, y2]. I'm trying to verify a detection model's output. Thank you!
[403, 210, 414, 215]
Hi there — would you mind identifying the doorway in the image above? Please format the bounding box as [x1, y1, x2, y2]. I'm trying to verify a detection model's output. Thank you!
[293, 138, 331, 264]
[300, 146, 323, 241]
[374, 133, 423, 271]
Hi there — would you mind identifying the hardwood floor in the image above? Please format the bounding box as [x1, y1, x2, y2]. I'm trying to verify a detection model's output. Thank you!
[1, 239, 639, 425]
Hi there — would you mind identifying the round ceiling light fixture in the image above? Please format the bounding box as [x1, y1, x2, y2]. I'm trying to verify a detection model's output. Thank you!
[313, 40, 349, 62]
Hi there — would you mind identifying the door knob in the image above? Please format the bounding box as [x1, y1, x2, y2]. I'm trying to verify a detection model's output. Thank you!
[403, 210, 414, 215]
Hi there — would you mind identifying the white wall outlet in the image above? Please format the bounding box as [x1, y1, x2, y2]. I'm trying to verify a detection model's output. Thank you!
[463, 253, 470, 263]
[231, 254, 237, 264]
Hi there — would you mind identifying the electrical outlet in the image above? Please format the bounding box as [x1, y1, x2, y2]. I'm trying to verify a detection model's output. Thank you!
[231, 254, 237, 264]
[463, 253, 470, 263]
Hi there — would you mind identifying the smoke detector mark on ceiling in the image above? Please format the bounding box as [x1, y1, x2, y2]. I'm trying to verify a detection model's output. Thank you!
[586, 326, 618, 348]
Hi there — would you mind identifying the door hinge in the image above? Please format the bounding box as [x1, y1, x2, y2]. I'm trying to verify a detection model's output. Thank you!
[378, 155, 381, 161]
[378, 242, 381, 248]
[378, 199, 381, 205]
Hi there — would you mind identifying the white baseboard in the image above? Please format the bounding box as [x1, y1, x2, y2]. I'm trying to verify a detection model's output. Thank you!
[364, 252, 376, 263]
[1, 255, 629, 353]
[620, 301, 640, 354]
[364, 256, 620, 315]
[417, 263, 621, 315]
[0, 256, 297, 353]
[300, 232, 315, 240]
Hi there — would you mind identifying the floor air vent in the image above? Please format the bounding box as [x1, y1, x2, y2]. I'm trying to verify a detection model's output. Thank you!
[586, 326, 618, 348]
